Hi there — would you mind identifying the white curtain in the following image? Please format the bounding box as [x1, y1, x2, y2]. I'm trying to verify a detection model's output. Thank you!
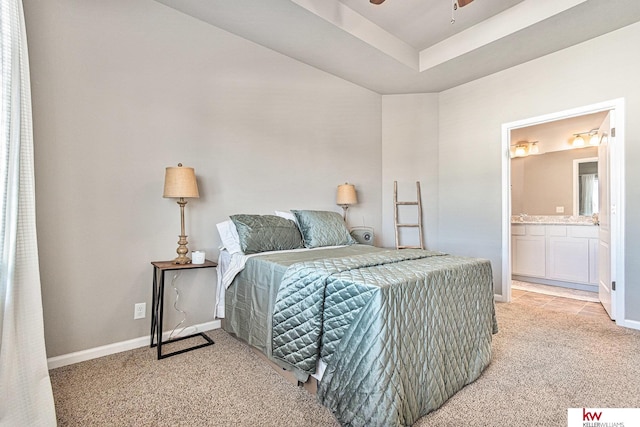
[0, 0, 56, 425]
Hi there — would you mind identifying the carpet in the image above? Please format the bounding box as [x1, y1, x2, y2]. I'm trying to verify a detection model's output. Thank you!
[50, 302, 640, 426]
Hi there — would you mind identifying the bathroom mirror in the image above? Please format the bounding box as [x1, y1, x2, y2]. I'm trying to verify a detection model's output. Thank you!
[511, 147, 598, 216]
[574, 158, 599, 216]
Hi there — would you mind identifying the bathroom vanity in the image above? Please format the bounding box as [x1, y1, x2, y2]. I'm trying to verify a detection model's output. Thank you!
[511, 216, 598, 292]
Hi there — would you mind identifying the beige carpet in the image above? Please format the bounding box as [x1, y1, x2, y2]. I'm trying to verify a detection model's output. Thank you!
[50, 302, 640, 426]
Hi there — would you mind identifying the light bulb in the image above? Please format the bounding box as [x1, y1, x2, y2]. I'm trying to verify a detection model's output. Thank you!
[514, 145, 527, 157]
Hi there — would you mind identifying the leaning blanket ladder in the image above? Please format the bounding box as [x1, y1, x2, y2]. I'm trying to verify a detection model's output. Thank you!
[393, 181, 425, 249]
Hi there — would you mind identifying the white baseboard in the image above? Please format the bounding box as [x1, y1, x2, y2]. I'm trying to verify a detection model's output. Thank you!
[47, 319, 221, 370]
[494, 293, 507, 303]
[619, 317, 640, 331]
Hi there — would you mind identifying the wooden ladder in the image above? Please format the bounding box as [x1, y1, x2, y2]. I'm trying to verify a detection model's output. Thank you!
[394, 181, 424, 249]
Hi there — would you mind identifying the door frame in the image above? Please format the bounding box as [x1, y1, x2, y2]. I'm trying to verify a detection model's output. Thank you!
[501, 98, 627, 327]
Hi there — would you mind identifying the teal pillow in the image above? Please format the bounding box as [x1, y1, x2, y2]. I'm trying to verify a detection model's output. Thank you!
[292, 210, 356, 249]
[230, 214, 304, 254]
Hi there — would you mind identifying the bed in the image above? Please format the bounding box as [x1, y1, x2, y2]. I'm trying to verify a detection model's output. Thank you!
[216, 211, 497, 427]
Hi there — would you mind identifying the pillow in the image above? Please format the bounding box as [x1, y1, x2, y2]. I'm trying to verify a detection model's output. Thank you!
[292, 210, 356, 249]
[230, 214, 304, 254]
[274, 210, 297, 223]
[216, 219, 242, 254]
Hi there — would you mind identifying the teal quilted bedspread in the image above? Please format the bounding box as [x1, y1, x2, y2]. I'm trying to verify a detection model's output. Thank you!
[271, 249, 497, 427]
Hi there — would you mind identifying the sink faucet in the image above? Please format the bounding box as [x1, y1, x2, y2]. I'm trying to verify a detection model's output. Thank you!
[519, 213, 527, 221]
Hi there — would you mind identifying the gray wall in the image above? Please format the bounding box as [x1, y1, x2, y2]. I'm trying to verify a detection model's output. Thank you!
[438, 22, 640, 320]
[381, 94, 439, 250]
[25, 0, 382, 357]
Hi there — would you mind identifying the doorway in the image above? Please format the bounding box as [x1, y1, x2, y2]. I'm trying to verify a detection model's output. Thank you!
[501, 99, 626, 326]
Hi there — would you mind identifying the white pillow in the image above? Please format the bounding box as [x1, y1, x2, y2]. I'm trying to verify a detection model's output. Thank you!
[216, 219, 242, 254]
[274, 210, 297, 223]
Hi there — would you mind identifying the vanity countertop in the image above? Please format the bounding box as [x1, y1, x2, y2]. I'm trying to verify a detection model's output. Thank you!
[511, 215, 598, 226]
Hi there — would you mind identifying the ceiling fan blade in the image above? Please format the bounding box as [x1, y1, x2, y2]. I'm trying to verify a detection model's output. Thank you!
[370, 0, 385, 4]
[458, 0, 474, 7]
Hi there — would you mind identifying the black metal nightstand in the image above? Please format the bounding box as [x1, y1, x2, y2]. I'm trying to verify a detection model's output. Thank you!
[150, 260, 217, 359]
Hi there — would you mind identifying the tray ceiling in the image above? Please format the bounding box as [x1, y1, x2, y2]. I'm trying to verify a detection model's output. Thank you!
[155, 0, 640, 94]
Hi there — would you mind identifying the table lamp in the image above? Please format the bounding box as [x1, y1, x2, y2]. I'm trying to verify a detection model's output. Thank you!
[336, 183, 357, 221]
[163, 163, 199, 264]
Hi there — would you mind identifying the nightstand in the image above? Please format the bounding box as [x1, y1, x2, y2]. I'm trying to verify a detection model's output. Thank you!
[150, 259, 217, 359]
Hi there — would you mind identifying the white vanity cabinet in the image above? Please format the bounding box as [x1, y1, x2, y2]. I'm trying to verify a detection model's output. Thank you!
[512, 225, 546, 277]
[512, 224, 599, 288]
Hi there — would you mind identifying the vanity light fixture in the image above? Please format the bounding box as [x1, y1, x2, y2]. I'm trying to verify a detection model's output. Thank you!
[514, 145, 527, 157]
[573, 129, 599, 148]
[510, 141, 539, 158]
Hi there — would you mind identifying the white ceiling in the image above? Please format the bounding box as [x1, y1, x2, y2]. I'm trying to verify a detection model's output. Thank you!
[340, 0, 525, 50]
[155, 0, 640, 94]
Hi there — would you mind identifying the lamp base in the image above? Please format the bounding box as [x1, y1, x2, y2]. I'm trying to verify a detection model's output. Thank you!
[173, 234, 191, 264]
[341, 205, 349, 221]
[173, 255, 192, 265]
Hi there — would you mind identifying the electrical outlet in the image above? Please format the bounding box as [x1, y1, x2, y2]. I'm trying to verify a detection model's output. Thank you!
[134, 303, 146, 320]
[556, 206, 565, 213]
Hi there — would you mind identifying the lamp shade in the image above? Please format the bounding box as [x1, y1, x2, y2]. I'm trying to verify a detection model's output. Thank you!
[336, 183, 357, 205]
[572, 135, 585, 148]
[163, 163, 199, 198]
